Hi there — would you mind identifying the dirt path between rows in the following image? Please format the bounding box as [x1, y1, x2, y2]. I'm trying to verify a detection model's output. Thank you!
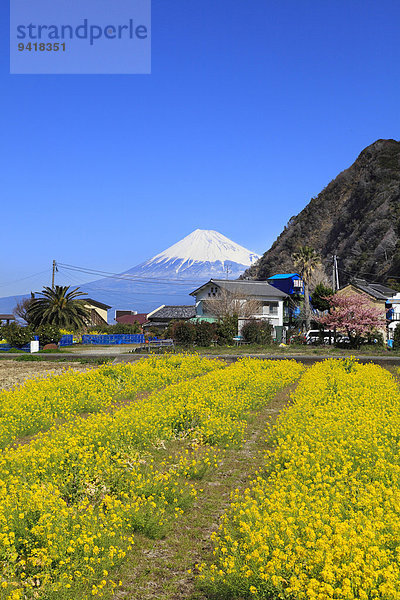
[113, 379, 300, 600]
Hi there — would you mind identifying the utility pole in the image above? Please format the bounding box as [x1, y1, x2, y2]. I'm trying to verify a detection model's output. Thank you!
[334, 255, 340, 291]
[52, 260, 57, 290]
[332, 255, 339, 292]
[332, 255, 336, 293]
[225, 263, 232, 279]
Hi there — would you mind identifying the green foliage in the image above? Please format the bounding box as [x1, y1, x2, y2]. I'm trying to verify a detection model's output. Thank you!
[36, 324, 62, 346]
[146, 327, 165, 340]
[195, 322, 216, 347]
[27, 286, 90, 329]
[1, 323, 33, 348]
[241, 320, 273, 345]
[170, 321, 196, 347]
[215, 315, 238, 346]
[311, 283, 333, 312]
[87, 322, 141, 334]
[393, 323, 400, 350]
[364, 330, 384, 346]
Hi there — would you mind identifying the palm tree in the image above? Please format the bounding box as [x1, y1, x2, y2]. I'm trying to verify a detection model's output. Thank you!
[292, 246, 321, 331]
[27, 285, 90, 329]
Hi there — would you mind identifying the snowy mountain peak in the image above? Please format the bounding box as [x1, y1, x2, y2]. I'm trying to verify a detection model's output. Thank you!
[0, 229, 260, 317]
[149, 229, 259, 267]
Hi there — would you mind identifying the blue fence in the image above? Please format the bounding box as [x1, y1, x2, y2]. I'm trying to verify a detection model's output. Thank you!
[82, 334, 145, 345]
[59, 335, 73, 346]
[0, 344, 30, 352]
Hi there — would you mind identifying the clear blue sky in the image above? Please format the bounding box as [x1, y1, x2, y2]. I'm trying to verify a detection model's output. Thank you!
[2, 0, 400, 296]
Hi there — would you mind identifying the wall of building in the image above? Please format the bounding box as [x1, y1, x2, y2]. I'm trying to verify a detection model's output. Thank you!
[85, 304, 108, 325]
[193, 283, 284, 328]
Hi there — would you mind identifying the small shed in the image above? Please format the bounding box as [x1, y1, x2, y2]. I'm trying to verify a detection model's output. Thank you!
[144, 305, 196, 331]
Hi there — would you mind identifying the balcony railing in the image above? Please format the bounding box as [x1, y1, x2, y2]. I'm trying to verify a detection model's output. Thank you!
[387, 313, 400, 321]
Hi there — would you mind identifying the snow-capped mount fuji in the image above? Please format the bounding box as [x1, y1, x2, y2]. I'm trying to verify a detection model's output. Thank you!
[0, 230, 260, 316]
[128, 229, 260, 279]
[80, 229, 259, 314]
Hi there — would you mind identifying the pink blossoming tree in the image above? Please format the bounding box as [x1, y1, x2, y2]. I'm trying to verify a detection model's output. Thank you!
[318, 294, 386, 349]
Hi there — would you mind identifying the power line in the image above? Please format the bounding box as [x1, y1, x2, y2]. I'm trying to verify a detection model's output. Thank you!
[0, 269, 49, 289]
[337, 265, 400, 280]
[57, 269, 196, 302]
[57, 262, 216, 286]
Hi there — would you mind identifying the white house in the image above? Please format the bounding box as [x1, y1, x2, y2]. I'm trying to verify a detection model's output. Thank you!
[387, 292, 400, 340]
[189, 279, 287, 334]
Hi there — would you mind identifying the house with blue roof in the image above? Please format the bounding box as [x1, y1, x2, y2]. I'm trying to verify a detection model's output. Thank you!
[267, 273, 304, 296]
[266, 273, 305, 327]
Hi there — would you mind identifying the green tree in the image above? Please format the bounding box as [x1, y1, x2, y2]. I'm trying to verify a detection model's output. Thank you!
[292, 246, 321, 330]
[215, 315, 238, 345]
[311, 283, 333, 312]
[27, 286, 90, 329]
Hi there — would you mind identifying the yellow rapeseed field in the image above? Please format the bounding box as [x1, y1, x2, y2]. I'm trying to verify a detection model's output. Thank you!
[198, 358, 400, 600]
[0, 357, 302, 599]
[0, 354, 221, 447]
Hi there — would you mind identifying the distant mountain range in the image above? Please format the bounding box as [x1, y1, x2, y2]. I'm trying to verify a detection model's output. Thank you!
[243, 139, 400, 286]
[0, 230, 259, 318]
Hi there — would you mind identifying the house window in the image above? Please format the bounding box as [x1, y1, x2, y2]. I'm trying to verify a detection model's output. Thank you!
[269, 302, 278, 315]
[293, 279, 302, 288]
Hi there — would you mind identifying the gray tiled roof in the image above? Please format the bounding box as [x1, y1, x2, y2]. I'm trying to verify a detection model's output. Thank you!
[148, 305, 196, 320]
[190, 279, 287, 298]
[351, 279, 397, 300]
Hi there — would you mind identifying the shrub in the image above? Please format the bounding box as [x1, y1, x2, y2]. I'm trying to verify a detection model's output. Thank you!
[289, 333, 307, 345]
[87, 322, 141, 334]
[215, 315, 238, 345]
[254, 320, 273, 345]
[1, 323, 33, 348]
[112, 322, 141, 334]
[195, 321, 216, 347]
[170, 321, 196, 347]
[241, 320, 273, 345]
[145, 327, 164, 340]
[36, 324, 62, 347]
[364, 329, 384, 346]
[240, 320, 259, 344]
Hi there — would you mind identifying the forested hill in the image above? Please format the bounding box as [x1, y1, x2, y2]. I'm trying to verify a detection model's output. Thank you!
[243, 139, 400, 285]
